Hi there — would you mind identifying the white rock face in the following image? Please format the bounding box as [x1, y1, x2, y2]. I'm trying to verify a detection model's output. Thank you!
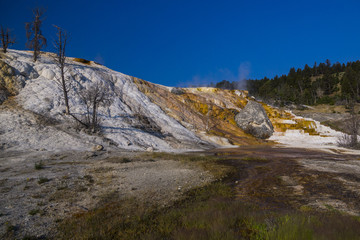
[269, 113, 360, 154]
[0, 50, 203, 152]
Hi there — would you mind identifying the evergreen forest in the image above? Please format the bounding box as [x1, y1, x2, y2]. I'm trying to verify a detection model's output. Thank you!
[214, 60, 360, 106]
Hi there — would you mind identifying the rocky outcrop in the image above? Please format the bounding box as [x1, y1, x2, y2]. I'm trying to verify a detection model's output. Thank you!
[0, 60, 26, 93]
[235, 101, 274, 139]
[134, 80, 259, 146]
[0, 60, 20, 104]
[171, 87, 185, 95]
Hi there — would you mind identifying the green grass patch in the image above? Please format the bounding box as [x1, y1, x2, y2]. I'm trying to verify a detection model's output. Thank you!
[57, 178, 360, 239]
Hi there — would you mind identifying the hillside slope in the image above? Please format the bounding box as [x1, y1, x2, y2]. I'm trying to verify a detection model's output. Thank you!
[0, 50, 211, 152]
[134, 80, 260, 146]
[0, 50, 355, 153]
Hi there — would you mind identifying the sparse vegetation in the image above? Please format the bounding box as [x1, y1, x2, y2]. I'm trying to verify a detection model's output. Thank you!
[28, 209, 41, 216]
[336, 102, 360, 148]
[77, 81, 113, 132]
[83, 175, 94, 184]
[57, 179, 360, 240]
[6, 223, 16, 232]
[37, 177, 50, 184]
[22, 235, 40, 240]
[2, 147, 360, 238]
[105, 156, 132, 163]
[34, 161, 44, 170]
[241, 156, 269, 162]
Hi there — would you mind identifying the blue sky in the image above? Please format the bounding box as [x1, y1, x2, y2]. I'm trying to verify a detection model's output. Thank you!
[1, 0, 360, 87]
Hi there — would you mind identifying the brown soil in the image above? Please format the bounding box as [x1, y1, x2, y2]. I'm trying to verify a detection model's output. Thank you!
[210, 146, 360, 215]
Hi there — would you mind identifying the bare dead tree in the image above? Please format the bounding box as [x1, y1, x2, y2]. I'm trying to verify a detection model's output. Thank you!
[0, 26, 15, 53]
[78, 82, 112, 132]
[25, 8, 47, 62]
[52, 25, 70, 114]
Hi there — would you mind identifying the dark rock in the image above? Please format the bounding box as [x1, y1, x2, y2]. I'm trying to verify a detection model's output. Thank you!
[0, 89, 9, 104]
[235, 101, 274, 139]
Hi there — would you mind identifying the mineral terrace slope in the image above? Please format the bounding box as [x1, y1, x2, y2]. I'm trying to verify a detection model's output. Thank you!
[0, 49, 355, 153]
[134, 79, 261, 146]
[0, 50, 213, 152]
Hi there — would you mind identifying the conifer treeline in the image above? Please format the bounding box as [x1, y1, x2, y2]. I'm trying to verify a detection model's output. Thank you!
[214, 60, 360, 105]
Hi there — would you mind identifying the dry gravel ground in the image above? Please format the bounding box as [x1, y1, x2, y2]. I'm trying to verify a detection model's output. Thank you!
[0, 150, 213, 239]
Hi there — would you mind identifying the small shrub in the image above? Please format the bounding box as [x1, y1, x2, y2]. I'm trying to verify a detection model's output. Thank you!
[34, 161, 44, 170]
[57, 185, 68, 190]
[38, 177, 50, 184]
[6, 223, 16, 232]
[120, 158, 132, 163]
[84, 175, 94, 184]
[106, 157, 133, 163]
[28, 209, 41, 216]
[73, 57, 91, 65]
[22, 235, 39, 240]
[337, 133, 360, 149]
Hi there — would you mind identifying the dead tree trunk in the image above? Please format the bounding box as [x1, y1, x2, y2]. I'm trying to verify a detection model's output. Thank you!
[52, 25, 70, 115]
[0, 26, 15, 53]
[78, 82, 112, 133]
[92, 100, 97, 132]
[25, 8, 47, 62]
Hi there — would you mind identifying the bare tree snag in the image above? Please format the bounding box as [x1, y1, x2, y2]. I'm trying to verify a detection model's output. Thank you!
[78, 82, 112, 132]
[52, 25, 70, 115]
[0, 26, 15, 53]
[25, 8, 47, 62]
